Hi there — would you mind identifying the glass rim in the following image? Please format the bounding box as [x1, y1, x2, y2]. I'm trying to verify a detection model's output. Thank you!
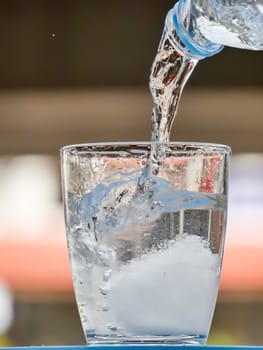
[60, 141, 231, 155]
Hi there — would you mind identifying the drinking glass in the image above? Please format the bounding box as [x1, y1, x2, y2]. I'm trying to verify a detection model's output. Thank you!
[60, 142, 231, 345]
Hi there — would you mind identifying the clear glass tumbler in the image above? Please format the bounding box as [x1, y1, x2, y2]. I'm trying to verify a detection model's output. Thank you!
[60, 142, 231, 345]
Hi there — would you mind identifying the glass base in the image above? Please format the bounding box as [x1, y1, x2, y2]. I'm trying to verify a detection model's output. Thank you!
[86, 334, 206, 346]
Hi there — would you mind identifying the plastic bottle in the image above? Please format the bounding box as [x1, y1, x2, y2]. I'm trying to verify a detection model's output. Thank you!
[166, 0, 263, 59]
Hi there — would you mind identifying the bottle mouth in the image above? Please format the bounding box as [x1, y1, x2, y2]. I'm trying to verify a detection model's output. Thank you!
[172, 0, 224, 59]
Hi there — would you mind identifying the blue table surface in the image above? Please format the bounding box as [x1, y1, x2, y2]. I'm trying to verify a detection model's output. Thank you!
[1, 346, 263, 350]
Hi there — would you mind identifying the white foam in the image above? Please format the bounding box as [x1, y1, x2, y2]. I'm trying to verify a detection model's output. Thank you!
[107, 235, 220, 336]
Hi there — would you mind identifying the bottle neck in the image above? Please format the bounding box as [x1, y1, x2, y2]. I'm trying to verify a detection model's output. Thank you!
[166, 0, 224, 60]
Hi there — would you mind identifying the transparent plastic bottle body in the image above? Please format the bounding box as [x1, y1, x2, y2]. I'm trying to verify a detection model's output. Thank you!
[168, 0, 263, 59]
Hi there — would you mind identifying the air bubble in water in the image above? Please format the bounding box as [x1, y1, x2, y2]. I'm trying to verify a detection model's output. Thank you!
[103, 268, 112, 282]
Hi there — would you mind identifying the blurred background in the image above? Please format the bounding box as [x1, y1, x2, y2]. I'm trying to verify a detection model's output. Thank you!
[0, 0, 263, 346]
